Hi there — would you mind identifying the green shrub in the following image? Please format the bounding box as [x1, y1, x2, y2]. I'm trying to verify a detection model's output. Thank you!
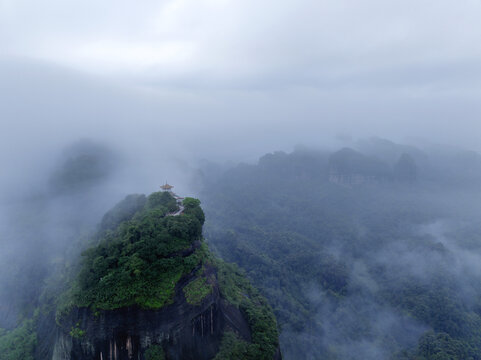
[0, 319, 37, 360]
[145, 344, 165, 360]
[183, 276, 213, 305]
[146, 192, 177, 212]
[214, 332, 252, 360]
[183, 197, 201, 209]
[69, 322, 86, 338]
[215, 260, 279, 360]
[57, 193, 206, 314]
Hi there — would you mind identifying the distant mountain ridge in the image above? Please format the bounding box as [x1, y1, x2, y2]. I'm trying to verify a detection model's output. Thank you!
[199, 140, 481, 359]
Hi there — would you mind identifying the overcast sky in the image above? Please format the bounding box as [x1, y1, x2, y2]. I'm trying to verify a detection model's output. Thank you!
[2, 0, 481, 83]
[1, 0, 481, 176]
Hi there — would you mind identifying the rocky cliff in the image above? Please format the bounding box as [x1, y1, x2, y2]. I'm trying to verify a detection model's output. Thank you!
[328, 147, 392, 185]
[35, 191, 281, 360]
[51, 268, 252, 360]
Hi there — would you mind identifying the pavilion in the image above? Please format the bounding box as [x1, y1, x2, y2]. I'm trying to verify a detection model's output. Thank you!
[160, 183, 174, 192]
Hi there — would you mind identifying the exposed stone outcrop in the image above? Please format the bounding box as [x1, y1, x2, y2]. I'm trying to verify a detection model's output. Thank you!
[328, 148, 392, 186]
[41, 265, 252, 360]
[35, 192, 282, 360]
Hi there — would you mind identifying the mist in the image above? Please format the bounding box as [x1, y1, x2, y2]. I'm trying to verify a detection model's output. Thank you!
[2, 1, 481, 359]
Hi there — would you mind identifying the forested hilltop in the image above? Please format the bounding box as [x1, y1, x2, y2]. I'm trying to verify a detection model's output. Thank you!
[199, 138, 481, 359]
[0, 190, 281, 360]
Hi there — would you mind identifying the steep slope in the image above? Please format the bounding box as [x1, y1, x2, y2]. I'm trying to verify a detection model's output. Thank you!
[28, 191, 281, 360]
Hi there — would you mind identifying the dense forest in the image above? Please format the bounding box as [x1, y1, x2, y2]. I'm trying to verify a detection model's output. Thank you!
[199, 138, 481, 359]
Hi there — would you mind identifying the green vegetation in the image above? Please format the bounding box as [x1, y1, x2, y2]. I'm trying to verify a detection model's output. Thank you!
[215, 260, 279, 360]
[145, 191, 178, 212]
[58, 191, 205, 313]
[0, 319, 37, 360]
[414, 332, 475, 360]
[145, 344, 165, 360]
[329, 147, 392, 180]
[183, 276, 213, 305]
[183, 197, 201, 209]
[214, 332, 253, 360]
[200, 147, 481, 359]
[52, 190, 278, 359]
[183, 197, 205, 224]
[69, 322, 86, 338]
[99, 194, 147, 232]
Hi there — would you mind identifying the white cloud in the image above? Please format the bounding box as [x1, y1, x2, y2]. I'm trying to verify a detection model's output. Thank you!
[62, 40, 196, 75]
[2, 0, 481, 86]
[1, 0, 481, 155]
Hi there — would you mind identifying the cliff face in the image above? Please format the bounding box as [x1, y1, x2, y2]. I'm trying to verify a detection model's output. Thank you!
[38, 192, 281, 360]
[328, 148, 392, 186]
[52, 265, 252, 360]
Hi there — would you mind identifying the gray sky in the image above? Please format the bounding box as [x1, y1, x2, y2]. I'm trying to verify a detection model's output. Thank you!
[1, 0, 481, 169]
[2, 0, 481, 83]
